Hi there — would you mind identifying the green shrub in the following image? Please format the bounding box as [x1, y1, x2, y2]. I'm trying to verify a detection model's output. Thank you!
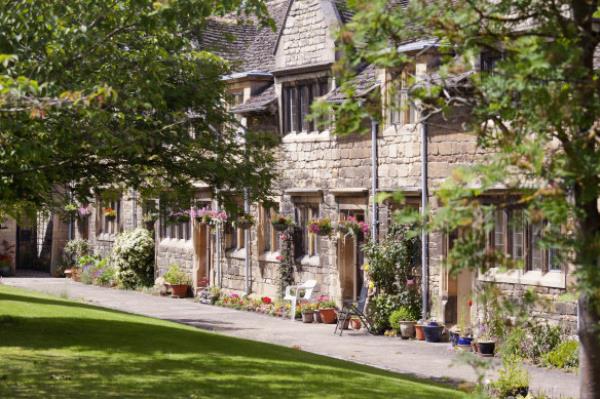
[78, 255, 113, 286]
[368, 294, 399, 334]
[63, 239, 89, 267]
[163, 264, 191, 285]
[500, 323, 565, 364]
[389, 307, 417, 331]
[111, 228, 155, 289]
[542, 340, 579, 369]
[491, 356, 529, 398]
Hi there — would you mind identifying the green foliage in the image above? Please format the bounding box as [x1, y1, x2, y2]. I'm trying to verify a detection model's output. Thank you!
[368, 294, 400, 334]
[163, 264, 191, 286]
[111, 228, 155, 289]
[491, 356, 530, 398]
[363, 224, 421, 327]
[500, 323, 565, 364]
[278, 230, 295, 298]
[389, 307, 417, 330]
[78, 255, 115, 286]
[62, 239, 89, 267]
[0, 0, 277, 214]
[542, 340, 579, 370]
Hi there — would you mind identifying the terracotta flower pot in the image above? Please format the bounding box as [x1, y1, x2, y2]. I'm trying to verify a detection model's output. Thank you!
[350, 318, 362, 330]
[319, 308, 337, 324]
[415, 324, 425, 341]
[314, 311, 323, 323]
[169, 284, 189, 298]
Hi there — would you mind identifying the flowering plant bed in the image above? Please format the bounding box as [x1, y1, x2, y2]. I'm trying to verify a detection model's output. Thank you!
[308, 218, 332, 236]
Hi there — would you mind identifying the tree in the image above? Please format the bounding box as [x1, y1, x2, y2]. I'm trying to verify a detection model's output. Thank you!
[332, 1, 599, 397]
[0, 0, 276, 215]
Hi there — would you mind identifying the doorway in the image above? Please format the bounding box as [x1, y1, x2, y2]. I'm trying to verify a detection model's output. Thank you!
[16, 213, 52, 272]
[443, 230, 474, 325]
[338, 209, 366, 303]
[193, 223, 211, 291]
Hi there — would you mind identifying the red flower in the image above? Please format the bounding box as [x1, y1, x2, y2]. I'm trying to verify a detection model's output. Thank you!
[467, 299, 473, 307]
[261, 296, 272, 304]
[275, 255, 284, 262]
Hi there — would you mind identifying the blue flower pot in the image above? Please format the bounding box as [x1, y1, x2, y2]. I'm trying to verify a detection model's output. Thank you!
[423, 324, 444, 342]
[457, 337, 473, 346]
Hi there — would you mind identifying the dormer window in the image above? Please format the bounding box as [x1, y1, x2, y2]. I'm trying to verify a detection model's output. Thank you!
[282, 78, 329, 134]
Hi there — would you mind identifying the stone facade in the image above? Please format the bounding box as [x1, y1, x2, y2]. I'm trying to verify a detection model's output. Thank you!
[29, 0, 576, 332]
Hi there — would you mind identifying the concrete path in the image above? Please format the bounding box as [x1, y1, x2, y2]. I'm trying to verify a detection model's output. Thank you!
[2, 276, 579, 398]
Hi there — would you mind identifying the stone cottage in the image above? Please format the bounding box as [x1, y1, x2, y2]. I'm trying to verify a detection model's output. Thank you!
[3, 0, 577, 330]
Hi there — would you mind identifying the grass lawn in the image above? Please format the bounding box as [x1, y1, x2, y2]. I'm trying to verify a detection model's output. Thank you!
[0, 285, 467, 399]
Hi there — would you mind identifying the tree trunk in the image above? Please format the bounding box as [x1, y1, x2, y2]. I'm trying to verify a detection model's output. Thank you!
[576, 190, 600, 399]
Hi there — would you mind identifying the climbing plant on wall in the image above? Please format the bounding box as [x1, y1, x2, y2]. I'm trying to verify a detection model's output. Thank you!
[277, 229, 295, 299]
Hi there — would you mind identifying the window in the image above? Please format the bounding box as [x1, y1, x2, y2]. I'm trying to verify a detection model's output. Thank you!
[282, 79, 329, 134]
[390, 66, 416, 126]
[159, 207, 191, 241]
[294, 204, 319, 257]
[99, 199, 121, 235]
[490, 208, 561, 272]
[480, 50, 504, 73]
[261, 204, 279, 253]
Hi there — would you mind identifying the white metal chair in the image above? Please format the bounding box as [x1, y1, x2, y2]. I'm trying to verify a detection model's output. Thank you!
[283, 279, 318, 321]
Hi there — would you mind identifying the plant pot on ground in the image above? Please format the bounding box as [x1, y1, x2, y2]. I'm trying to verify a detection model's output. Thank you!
[163, 264, 191, 298]
[314, 311, 322, 323]
[301, 310, 314, 323]
[415, 323, 426, 341]
[477, 340, 496, 357]
[319, 308, 337, 324]
[350, 317, 362, 330]
[456, 336, 473, 351]
[423, 321, 444, 343]
[389, 307, 418, 339]
[0, 264, 12, 277]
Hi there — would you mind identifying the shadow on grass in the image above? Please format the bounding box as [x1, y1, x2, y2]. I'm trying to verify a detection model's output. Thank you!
[0, 288, 466, 399]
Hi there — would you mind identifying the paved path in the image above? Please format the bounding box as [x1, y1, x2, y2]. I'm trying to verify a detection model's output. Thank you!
[2, 277, 579, 398]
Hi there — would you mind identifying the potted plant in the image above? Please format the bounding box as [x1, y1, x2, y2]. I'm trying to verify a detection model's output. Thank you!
[415, 320, 426, 341]
[163, 264, 191, 298]
[0, 254, 11, 277]
[422, 320, 444, 342]
[301, 303, 315, 323]
[104, 207, 117, 221]
[168, 210, 190, 224]
[77, 205, 92, 220]
[475, 323, 496, 357]
[63, 203, 79, 221]
[308, 218, 333, 236]
[389, 307, 417, 339]
[350, 316, 362, 330]
[448, 325, 461, 347]
[233, 213, 254, 229]
[271, 214, 294, 231]
[337, 217, 369, 241]
[193, 207, 213, 224]
[317, 297, 337, 324]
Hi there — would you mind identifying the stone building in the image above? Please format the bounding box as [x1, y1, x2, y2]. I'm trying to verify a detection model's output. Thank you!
[6, 0, 575, 330]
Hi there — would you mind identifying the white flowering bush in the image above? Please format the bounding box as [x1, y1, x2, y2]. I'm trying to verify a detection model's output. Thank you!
[111, 228, 155, 288]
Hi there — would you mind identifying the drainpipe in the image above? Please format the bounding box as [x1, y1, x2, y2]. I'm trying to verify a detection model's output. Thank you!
[244, 189, 251, 295]
[370, 118, 379, 242]
[420, 117, 429, 321]
[215, 199, 222, 288]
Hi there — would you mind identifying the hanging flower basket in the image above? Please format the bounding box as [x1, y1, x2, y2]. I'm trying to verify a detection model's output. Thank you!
[337, 217, 369, 241]
[271, 214, 293, 231]
[233, 213, 254, 229]
[168, 210, 190, 224]
[308, 218, 332, 236]
[104, 207, 117, 221]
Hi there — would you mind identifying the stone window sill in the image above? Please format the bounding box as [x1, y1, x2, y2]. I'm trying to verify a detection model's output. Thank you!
[96, 233, 116, 242]
[282, 130, 331, 143]
[478, 268, 566, 289]
[158, 238, 193, 249]
[298, 254, 320, 267]
[226, 248, 247, 260]
[259, 251, 281, 263]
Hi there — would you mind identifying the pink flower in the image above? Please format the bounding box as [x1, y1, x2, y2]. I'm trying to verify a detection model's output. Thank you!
[276, 255, 284, 262]
[308, 224, 320, 234]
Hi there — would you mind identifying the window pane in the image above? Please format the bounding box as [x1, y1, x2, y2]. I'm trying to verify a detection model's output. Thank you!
[263, 207, 271, 252]
[531, 222, 543, 271]
[494, 209, 505, 254]
[511, 209, 525, 260]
